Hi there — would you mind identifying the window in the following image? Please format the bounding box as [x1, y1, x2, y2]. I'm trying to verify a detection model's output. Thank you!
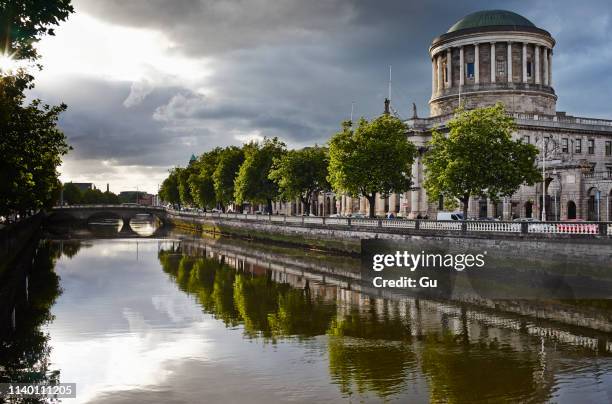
[575, 138, 582, 153]
[523, 135, 530, 144]
[527, 61, 532, 77]
[496, 59, 505, 76]
[588, 139, 595, 154]
[443, 62, 448, 82]
[466, 62, 475, 78]
[562, 138, 569, 153]
[606, 141, 612, 156]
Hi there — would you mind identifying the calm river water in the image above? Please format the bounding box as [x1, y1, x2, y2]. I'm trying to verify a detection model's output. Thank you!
[2, 220, 612, 403]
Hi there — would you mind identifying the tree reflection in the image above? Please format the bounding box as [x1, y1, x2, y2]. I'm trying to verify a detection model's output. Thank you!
[158, 243, 556, 402]
[419, 330, 550, 403]
[0, 241, 63, 402]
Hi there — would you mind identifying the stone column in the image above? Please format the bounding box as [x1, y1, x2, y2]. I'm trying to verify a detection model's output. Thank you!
[535, 45, 541, 84]
[446, 48, 452, 88]
[490, 42, 496, 83]
[437, 55, 443, 92]
[543, 47, 549, 86]
[522, 42, 528, 83]
[459, 46, 464, 86]
[359, 197, 367, 215]
[376, 193, 386, 216]
[548, 49, 553, 86]
[503, 199, 512, 220]
[474, 43, 480, 84]
[431, 57, 436, 95]
[507, 42, 512, 83]
[389, 194, 398, 214]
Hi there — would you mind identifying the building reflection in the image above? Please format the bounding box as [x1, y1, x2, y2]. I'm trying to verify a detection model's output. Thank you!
[157, 237, 612, 401]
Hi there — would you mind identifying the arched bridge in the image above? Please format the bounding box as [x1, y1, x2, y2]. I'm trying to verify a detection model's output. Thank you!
[50, 205, 167, 233]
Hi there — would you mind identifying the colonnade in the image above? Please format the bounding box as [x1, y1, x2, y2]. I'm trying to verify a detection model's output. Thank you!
[431, 41, 553, 92]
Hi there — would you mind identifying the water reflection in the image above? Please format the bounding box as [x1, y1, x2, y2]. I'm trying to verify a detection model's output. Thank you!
[2, 235, 612, 403]
[157, 238, 612, 402]
[0, 241, 65, 402]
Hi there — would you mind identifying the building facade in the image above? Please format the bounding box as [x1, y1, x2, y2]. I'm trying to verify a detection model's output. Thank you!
[271, 10, 612, 221]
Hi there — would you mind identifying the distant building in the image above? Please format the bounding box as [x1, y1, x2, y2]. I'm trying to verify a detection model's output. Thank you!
[119, 191, 154, 205]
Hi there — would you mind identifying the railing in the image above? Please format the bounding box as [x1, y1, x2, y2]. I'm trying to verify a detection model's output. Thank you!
[466, 221, 522, 233]
[420, 221, 462, 231]
[84, 207, 611, 238]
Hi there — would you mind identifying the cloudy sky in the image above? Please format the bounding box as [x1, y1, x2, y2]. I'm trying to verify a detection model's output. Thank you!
[29, 0, 612, 194]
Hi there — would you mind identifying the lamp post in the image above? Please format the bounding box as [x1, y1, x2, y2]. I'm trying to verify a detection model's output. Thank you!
[552, 169, 557, 220]
[541, 139, 547, 221]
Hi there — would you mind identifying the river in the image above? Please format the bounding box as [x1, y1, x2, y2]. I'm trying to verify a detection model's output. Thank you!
[1, 218, 612, 403]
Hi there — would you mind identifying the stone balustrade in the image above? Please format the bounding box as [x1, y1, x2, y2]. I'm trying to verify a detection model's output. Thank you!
[106, 208, 611, 238]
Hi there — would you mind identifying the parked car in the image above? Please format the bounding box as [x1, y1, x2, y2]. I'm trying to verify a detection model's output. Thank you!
[513, 217, 540, 222]
[436, 211, 464, 221]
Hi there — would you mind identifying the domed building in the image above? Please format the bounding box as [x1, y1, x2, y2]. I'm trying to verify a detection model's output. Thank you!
[273, 10, 612, 222]
[429, 10, 556, 116]
[396, 10, 612, 221]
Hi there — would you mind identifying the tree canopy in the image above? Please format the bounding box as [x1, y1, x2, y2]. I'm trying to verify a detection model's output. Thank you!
[423, 104, 541, 218]
[213, 146, 244, 210]
[188, 148, 222, 210]
[159, 167, 181, 207]
[234, 137, 286, 213]
[0, 1, 74, 220]
[269, 145, 330, 214]
[328, 115, 417, 217]
[1, 0, 74, 61]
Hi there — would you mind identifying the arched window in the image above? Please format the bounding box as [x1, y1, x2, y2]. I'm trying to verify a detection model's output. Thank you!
[567, 201, 577, 220]
[587, 188, 599, 221]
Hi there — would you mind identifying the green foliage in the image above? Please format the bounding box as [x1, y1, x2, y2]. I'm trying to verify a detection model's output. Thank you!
[188, 148, 222, 209]
[328, 115, 417, 217]
[234, 137, 287, 212]
[178, 165, 196, 207]
[0, 75, 71, 217]
[213, 146, 244, 208]
[159, 167, 181, 207]
[269, 145, 330, 213]
[423, 104, 541, 218]
[0, 0, 74, 62]
[60, 183, 120, 205]
[0, 1, 74, 218]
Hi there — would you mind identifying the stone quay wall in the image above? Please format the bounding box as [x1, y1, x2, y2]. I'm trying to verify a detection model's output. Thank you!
[167, 211, 612, 255]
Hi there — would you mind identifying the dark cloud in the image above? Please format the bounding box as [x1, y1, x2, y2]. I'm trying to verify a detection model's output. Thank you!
[33, 0, 612, 191]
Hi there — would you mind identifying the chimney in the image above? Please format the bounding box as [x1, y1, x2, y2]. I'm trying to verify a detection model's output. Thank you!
[106, 183, 109, 193]
[384, 98, 390, 115]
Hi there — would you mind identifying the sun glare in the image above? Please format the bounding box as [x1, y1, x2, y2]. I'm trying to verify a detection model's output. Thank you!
[0, 52, 17, 73]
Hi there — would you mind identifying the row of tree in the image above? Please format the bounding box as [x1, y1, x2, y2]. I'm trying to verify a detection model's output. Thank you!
[160, 104, 541, 218]
[61, 183, 119, 205]
[159, 114, 417, 217]
[0, 1, 74, 220]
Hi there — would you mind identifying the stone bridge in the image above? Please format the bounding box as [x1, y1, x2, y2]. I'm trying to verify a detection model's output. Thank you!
[49, 205, 167, 234]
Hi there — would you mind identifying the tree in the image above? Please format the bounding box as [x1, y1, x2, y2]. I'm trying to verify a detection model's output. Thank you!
[62, 183, 81, 205]
[423, 104, 541, 219]
[0, 1, 74, 218]
[234, 137, 286, 213]
[213, 146, 244, 211]
[269, 146, 330, 215]
[328, 115, 417, 218]
[188, 148, 222, 210]
[0, 80, 70, 217]
[1, 0, 74, 62]
[159, 167, 181, 207]
[178, 165, 196, 207]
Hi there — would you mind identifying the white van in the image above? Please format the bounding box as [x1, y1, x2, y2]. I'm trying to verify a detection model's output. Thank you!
[437, 211, 464, 221]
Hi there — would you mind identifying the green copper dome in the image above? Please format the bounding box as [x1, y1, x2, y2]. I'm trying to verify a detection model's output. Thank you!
[448, 10, 536, 33]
